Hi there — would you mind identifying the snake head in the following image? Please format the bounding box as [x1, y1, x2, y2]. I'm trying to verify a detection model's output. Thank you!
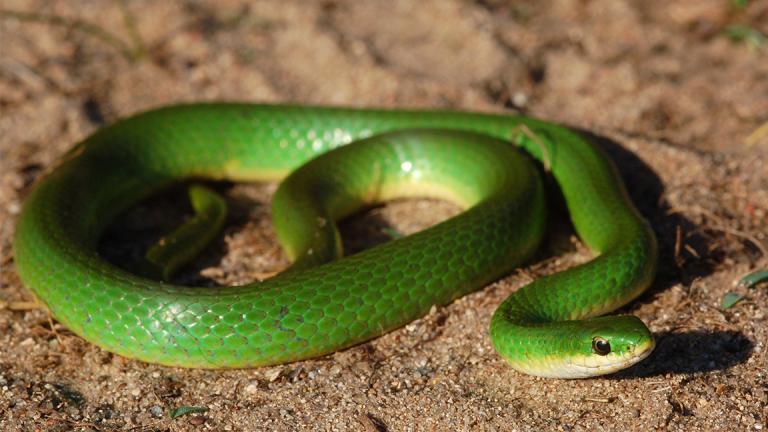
[492, 314, 655, 379]
[563, 315, 655, 378]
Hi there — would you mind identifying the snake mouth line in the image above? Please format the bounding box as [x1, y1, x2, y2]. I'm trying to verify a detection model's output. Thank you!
[595, 336, 657, 374]
[553, 335, 657, 378]
[631, 336, 656, 364]
[505, 334, 656, 379]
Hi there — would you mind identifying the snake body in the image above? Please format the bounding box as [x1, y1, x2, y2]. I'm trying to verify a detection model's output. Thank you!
[13, 104, 657, 378]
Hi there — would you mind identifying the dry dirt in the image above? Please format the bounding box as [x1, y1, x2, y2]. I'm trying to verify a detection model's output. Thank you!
[0, 0, 767, 431]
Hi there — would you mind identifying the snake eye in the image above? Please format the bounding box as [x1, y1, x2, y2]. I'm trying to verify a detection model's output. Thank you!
[592, 337, 611, 356]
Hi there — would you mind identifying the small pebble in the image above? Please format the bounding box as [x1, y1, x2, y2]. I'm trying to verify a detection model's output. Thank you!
[244, 381, 259, 394]
[189, 416, 206, 426]
[264, 368, 282, 382]
[150, 405, 163, 418]
[512, 91, 528, 107]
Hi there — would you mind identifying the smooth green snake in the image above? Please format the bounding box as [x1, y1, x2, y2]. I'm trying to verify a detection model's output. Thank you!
[13, 104, 657, 378]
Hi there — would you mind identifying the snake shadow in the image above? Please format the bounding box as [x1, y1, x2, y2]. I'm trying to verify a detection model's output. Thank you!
[99, 181, 260, 287]
[612, 330, 754, 378]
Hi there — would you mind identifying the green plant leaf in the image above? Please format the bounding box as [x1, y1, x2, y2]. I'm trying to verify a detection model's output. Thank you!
[721, 292, 745, 309]
[170, 406, 209, 419]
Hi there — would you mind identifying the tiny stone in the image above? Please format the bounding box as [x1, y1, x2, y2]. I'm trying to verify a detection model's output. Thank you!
[329, 365, 342, 376]
[189, 416, 206, 426]
[150, 405, 163, 418]
[244, 381, 260, 394]
[512, 92, 528, 107]
[264, 368, 282, 382]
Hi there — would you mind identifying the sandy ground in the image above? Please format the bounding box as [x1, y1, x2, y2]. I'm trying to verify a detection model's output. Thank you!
[0, 0, 767, 430]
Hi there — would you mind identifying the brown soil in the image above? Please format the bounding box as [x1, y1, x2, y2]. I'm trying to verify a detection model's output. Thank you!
[0, 1, 767, 431]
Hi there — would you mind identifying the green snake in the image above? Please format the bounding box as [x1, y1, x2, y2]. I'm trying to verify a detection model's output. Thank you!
[13, 104, 658, 378]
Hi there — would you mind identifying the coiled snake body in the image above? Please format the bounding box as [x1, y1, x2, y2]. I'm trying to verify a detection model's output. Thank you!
[13, 104, 657, 378]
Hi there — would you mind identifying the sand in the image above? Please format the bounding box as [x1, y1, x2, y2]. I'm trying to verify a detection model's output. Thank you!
[0, 1, 766, 430]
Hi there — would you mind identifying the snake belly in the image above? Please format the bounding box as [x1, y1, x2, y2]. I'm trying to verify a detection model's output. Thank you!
[12, 104, 657, 378]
